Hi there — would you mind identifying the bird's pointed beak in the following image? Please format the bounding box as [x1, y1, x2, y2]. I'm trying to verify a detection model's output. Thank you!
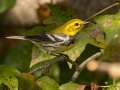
[6, 36, 26, 40]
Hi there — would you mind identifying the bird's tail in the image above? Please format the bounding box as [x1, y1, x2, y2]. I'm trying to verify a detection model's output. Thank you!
[5, 36, 26, 40]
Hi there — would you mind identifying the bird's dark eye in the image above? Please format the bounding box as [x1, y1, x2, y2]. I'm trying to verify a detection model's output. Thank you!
[74, 23, 79, 26]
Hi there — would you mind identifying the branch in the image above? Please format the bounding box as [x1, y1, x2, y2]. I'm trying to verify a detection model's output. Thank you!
[29, 54, 69, 74]
[72, 52, 102, 81]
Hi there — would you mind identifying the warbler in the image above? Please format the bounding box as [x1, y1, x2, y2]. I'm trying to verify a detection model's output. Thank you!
[6, 19, 88, 54]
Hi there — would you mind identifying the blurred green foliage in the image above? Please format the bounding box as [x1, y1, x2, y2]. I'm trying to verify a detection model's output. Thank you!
[0, 0, 16, 13]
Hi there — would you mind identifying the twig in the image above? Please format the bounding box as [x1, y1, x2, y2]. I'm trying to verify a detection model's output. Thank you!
[86, 2, 119, 21]
[29, 54, 69, 74]
[72, 52, 102, 81]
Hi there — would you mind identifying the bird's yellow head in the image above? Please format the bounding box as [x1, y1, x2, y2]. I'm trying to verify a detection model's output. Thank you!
[62, 19, 87, 36]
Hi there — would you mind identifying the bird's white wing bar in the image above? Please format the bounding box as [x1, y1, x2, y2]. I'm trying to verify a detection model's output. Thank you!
[53, 34, 70, 41]
[46, 34, 56, 42]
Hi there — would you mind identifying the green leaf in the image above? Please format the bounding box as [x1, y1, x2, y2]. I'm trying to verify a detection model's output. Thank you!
[101, 30, 120, 62]
[95, 12, 120, 43]
[37, 76, 59, 90]
[0, 0, 16, 13]
[4, 41, 32, 72]
[0, 65, 20, 90]
[18, 73, 37, 90]
[47, 64, 60, 82]
[0, 65, 20, 74]
[59, 82, 79, 90]
[30, 58, 60, 80]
